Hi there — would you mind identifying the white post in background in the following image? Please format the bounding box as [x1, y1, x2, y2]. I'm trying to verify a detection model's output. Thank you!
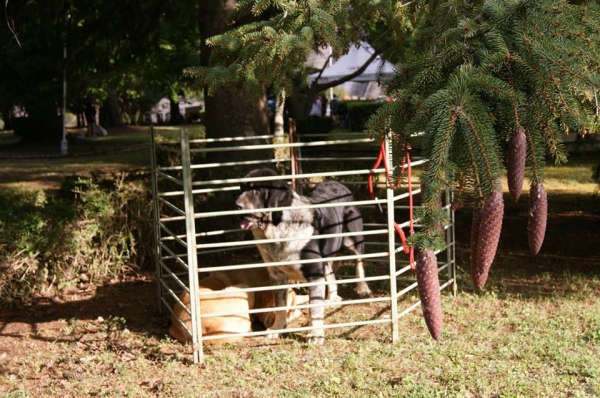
[329, 46, 334, 101]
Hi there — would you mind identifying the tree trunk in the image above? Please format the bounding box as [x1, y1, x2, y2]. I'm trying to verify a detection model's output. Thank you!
[273, 89, 286, 137]
[100, 90, 123, 128]
[199, 0, 272, 175]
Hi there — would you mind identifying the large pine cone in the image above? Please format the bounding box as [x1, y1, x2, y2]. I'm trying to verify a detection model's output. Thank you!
[416, 249, 442, 341]
[471, 190, 504, 290]
[469, 207, 482, 287]
[528, 183, 547, 255]
[507, 127, 527, 203]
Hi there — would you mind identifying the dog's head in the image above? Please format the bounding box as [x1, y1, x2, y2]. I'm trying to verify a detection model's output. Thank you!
[235, 168, 292, 230]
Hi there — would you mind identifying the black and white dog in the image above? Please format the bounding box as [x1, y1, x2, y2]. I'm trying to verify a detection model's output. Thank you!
[235, 168, 371, 344]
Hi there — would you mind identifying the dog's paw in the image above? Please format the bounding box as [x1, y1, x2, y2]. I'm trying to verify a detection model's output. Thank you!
[306, 335, 325, 345]
[266, 332, 280, 339]
[325, 295, 343, 307]
[307, 329, 325, 345]
[356, 285, 373, 298]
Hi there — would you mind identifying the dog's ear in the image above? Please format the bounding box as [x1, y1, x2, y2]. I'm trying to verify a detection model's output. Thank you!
[265, 180, 292, 226]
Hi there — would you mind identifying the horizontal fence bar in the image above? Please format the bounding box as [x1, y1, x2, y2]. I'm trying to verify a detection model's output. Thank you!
[188, 137, 376, 153]
[194, 251, 390, 274]
[190, 134, 275, 143]
[196, 229, 388, 250]
[159, 243, 189, 270]
[158, 224, 188, 248]
[189, 158, 287, 170]
[201, 295, 391, 320]
[189, 167, 399, 187]
[201, 318, 392, 342]
[153, 168, 183, 183]
[157, 196, 185, 217]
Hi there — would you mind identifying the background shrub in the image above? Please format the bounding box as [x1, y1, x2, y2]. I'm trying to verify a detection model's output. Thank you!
[0, 173, 153, 304]
[296, 116, 335, 137]
[344, 101, 384, 131]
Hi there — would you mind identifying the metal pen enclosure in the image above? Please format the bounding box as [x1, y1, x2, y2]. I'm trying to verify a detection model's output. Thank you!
[150, 128, 456, 364]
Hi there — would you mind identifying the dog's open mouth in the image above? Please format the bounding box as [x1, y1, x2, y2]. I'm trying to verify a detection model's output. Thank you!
[240, 216, 265, 230]
[240, 218, 256, 230]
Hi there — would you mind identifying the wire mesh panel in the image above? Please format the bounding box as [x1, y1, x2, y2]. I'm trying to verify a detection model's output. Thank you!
[150, 128, 456, 364]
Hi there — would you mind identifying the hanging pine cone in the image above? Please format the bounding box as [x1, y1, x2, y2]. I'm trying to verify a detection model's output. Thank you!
[471, 190, 504, 290]
[415, 249, 442, 341]
[528, 182, 547, 255]
[469, 207, 482, 288]
[507, 127, 527, 203]
[450, 198, 462, 212]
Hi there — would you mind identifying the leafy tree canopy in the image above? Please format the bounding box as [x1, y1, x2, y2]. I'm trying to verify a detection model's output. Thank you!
[194, 0, 599, 250]
[1, 0, 201, 131]
[185, 0, 415, 101]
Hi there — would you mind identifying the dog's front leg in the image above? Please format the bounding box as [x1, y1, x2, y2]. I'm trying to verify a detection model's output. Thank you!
[302, 243, 326, 345]
[305, 273, 326, 345]
[325, 261, 342, 303]
[265, 270, 289, 339]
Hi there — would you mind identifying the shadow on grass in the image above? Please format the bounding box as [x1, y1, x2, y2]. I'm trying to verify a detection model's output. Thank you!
[0, 276, 162, 343]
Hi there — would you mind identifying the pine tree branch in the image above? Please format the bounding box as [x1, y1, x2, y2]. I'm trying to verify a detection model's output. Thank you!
[524, 128, 541, 183]
[458, 109, 496, 187]
[463, 129, 485, 201]
[426, 109, 457, 183]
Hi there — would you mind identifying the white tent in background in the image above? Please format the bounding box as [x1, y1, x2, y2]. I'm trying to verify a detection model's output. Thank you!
[308, 41, 395, 86]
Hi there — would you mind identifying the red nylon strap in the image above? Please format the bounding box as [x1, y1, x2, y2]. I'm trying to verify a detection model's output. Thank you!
[367, 135, 416, 268]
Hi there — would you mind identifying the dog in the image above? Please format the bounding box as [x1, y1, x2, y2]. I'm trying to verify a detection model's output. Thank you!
[214, 267, 304, 328]
[235, 167, 371, 344]
[169, 280, 254, 345]
[169, 268, 303, 344]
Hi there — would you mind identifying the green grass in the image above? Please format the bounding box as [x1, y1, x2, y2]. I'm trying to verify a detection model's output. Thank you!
[0, 125, 205, 157]
[0, 125, 205, 190]
[2, 281, 599, 397]
[0, 129, 598, 397]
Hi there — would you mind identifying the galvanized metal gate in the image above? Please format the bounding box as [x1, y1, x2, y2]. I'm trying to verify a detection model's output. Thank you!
[150, 128, 456, 364]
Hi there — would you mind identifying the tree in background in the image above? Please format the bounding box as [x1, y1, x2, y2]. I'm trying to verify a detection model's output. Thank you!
[187, 0, 413, 139]
[1, 0, 201, 138]
[185, 0, 421, 169]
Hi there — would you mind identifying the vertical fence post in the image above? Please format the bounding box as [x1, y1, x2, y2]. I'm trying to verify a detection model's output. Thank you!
[445, 169, 458, 296]
[150, 126, 164, 315]
[180, 128, 204, 364]
[385, 134, 399, 343]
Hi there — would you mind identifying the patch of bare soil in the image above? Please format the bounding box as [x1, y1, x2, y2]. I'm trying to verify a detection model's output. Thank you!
[0, 274, 161, 354]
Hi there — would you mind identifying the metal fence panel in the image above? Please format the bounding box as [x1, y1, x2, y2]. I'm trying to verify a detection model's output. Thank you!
[151, 128, 456, 364]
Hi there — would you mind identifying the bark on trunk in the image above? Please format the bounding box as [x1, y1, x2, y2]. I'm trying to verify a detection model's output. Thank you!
[100, 90, 123, 127]
[199, 0, 272, 175]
